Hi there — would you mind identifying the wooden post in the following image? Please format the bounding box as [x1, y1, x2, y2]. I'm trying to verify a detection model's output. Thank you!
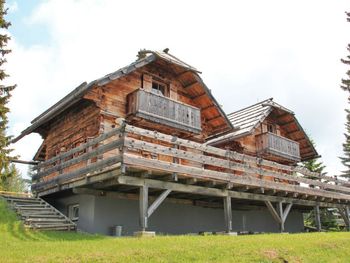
[223, 196, 232, 233]
[314, 205, 321, 232]
[277, 202, 284, 233]
[346, 206, 350, 231]
[139, 185, 149, 231]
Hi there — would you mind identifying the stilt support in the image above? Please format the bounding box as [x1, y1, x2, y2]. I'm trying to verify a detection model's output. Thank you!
[223, 196, 233, 233]
[265, 201, 293, 232]
[139, 185, 148, 231]
[138, 185, 172, 235]
[314, 205, 321, 232]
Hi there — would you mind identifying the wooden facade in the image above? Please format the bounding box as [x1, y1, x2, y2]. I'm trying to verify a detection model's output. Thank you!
[13, 50, 350, 234]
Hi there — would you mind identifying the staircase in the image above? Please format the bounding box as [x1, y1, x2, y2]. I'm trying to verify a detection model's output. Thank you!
[1, 194, 76, 231]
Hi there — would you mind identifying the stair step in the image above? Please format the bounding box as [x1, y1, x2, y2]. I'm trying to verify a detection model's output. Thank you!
[16, 207, 54, 211]
[3, 195, 76, 232]
[21, 214, 64, 219]
[28, 226, 74, 231]
[3, 196, 38, 201]
[15, 203, 49, 208]
[15, 204, 48, 208]
[6, 199, 42, 204]
[26, 218, 69, 223]
[26, 224, 74, 229]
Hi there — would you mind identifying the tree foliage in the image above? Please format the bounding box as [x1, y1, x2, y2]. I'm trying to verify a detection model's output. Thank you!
[340, 12, 350, 180]
[0, 0, 17, 190]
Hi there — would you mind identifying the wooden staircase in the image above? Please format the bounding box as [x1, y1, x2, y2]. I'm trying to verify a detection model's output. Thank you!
[1, 194, 76, 231]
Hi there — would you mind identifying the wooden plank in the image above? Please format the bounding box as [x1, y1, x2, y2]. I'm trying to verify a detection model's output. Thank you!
[124, 125, 293, 172]
[123, 137, 350, 194]
[122, 154, 350, 201]
[37, 127, 123, 169]
[34, 139, 123, 180]
[116, 175, 346, 208]
[32, 156, 122, 192]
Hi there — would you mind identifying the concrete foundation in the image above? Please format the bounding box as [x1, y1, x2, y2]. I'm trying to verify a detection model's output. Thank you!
[47, 193, 305, 236]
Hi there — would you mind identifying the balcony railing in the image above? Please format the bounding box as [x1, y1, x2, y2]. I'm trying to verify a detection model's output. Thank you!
[126, 89, 201, 134]
[256, 132, 301, 162]
[31, 124, 350, 205]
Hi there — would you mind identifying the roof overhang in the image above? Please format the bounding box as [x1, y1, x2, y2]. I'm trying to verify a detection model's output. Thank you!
[12, 50, 233, 143]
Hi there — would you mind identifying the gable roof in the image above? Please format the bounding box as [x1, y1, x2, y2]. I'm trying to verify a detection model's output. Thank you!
[207, 98, 319, 161]
[12, 50, 233, 143]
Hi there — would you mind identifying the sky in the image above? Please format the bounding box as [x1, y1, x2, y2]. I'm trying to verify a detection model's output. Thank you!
[4, 0, 350, 177]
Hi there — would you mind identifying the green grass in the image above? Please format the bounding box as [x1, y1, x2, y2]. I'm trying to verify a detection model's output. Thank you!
[1, 199, 350, 263]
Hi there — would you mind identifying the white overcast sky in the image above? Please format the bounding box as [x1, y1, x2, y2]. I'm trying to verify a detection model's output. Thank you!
[5, 0, 350, 177]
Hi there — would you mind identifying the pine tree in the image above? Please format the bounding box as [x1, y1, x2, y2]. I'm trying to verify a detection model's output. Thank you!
[302, 139, 339, 230]
[340, 12, 350, 180]
[0, 0, 16, 189]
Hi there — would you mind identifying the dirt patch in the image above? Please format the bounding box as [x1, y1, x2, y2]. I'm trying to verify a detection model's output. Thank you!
[263, 249, 279, 260]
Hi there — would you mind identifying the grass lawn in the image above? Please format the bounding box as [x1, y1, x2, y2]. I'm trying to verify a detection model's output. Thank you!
[1, 199, 350, 263]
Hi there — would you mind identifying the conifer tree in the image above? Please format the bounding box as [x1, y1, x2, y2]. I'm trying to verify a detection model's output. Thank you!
[340, 12, 350, 180]
[0, 0, 16, 189]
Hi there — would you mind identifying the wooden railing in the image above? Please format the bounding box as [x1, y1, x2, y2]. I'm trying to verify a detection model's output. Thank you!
[126, 89, 201, 134]
[31, 124, 350, 203]
[256, 132, 301, 162]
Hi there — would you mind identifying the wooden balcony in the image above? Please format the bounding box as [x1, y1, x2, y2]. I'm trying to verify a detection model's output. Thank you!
[256, 132, 301, 162]
[31, 124, 350, 208]
[126, 89, 201, 134]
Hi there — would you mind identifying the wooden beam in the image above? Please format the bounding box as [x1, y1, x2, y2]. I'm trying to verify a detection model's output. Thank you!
[115, 175, 345, 208]
[123, 153, 350, 201]
[147, 189, 172, 218]
[201, 105, 216, 112]
[10, 159, 39, 165]
[265, 201, 282, 224]
[206, 115, 222, 122]
[186, 178, 198, 185]
[223, 196, 232, 233]
[191, 92, 206, 100]
[183, 81, 198, 89]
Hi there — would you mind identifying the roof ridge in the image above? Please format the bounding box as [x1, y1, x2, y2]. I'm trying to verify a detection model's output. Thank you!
[227, 97, 273, 116]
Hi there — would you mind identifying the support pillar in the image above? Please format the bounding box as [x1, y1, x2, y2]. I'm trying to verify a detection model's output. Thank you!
[139, 185, 148, 231]
[265, 201, 293, 233]
[314, 205, 321, 232]
[346, 206, 350, 231]
[223, 196, 232, 233]
[277, 202, 285, 233]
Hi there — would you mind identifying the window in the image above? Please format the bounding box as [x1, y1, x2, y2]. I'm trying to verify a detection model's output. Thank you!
[151, 80, 167, 96]
[267, 123, 276, 134]
[68, 204, 79, 221]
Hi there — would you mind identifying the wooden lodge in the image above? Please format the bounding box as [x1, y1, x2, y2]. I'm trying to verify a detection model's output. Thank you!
[13, 49, 350, 235]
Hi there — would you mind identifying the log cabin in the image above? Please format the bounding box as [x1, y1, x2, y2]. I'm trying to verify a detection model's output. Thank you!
[207, 98, 318, 164]
[13, 49, 350, 236]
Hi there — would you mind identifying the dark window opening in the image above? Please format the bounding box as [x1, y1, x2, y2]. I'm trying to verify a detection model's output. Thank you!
[152, 81, 167, 96]
[267, 123, 276, 134]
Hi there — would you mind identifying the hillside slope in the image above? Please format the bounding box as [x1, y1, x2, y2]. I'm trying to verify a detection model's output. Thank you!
[1, 198, 350, 262]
